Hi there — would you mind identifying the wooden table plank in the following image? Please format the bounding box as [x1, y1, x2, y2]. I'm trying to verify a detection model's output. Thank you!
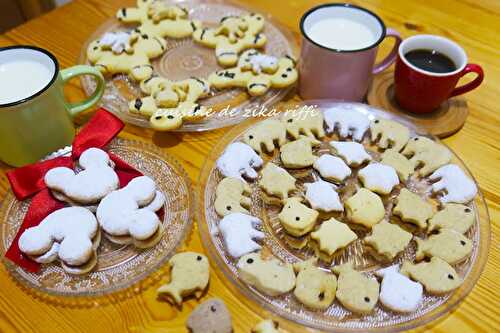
[0, 0, 498, 332]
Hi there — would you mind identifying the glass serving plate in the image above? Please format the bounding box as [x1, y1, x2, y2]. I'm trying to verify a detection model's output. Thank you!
[0, 138, 194, 304]
[78, 0, 298, 132]
[197, 102, 491, 332]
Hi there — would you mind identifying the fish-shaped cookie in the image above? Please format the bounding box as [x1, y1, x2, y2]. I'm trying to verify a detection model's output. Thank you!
[415, 229, 473, 265]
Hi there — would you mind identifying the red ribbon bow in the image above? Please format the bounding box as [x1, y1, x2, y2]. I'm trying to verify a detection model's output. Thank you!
[5, 109, 142, 272]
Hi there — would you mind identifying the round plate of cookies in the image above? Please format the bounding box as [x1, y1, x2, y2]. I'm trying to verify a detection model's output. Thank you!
[197, 101, 490, 332]
[79, 0, 298, 132]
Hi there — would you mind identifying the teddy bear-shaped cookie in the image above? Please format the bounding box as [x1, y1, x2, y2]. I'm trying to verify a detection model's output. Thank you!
[87, 31, 166, 81]
[209, 49, 298, 96]
[193, 13, 267, 67]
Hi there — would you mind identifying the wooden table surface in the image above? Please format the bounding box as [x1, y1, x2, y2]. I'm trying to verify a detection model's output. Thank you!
[0, 0, 498, 332]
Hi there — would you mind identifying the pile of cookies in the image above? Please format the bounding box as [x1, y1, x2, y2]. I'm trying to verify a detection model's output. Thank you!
[212, 106, 478, 314]
[86, 0, 298, 131]
[18, 148, 166, 275]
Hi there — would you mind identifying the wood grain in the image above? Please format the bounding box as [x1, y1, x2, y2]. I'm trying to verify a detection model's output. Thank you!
[0, 0, 499, 332]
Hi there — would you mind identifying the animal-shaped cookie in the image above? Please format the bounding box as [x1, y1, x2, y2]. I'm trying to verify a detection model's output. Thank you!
[329, 141, 371, 167]
[215, 177, 252, 216]
[209, 49, 298, 96]
[293, 258, 338, 310]
[313, 154, 351, 182]
[323, 106, 370, 141]
[427, 203, 474, 234]
[278, 197, 319, 237]
[237, 252, 296, 296]
[280, 136, 320, 169]
[400, 257, 462, 295]
[429, 164, 478, 204]
[99, 31, 134, 54]
[332, 263, 379, 314]
[44, 148, 119, 204]
[374, 265, 423, 313]
[216, 142, 263, 180]
[157, 252, 210, 305]
[259, 162, 296, 200]
[186, 298, 232, 333]
[96, 176, 165, 248]
[370, 118, 410, 152]
[304, 180, 343, 212]
[242, 119, 287, 154]
[117, 1, 201, 39]
[87, 31, 166, 81]
[401, 136, 452, 176]
[380, 149, 414, 181]
[364, 221, 412, 261]
[345, 188, 385, 229]
[358, 163, 399, 195]
[252, 320, 281, 333]
[18, 207, 99, 275]
[281, 110, 325, 139]
[193, 14, 267, 67]
[214, 213, 265, 258]
[310, 218, 357, 256]
[392, 188, 434, 229]
[415, 229, 473, 264]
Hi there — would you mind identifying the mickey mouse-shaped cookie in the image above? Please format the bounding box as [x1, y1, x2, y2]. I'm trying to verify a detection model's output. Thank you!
[209, 49, 298, 96]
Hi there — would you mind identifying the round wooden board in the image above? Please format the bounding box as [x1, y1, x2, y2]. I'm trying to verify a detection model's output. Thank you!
[367, 71, 469, 138]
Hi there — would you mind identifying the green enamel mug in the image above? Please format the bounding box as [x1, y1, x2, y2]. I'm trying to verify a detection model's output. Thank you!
[0, 46, 105, 167]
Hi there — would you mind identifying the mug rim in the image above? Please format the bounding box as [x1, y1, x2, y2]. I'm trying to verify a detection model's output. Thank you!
[0, 45, 59, 108]
[299, 3, 387, 53]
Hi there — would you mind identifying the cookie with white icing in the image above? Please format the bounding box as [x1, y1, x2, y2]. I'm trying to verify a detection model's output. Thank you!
[427, 203, 474, 234]
[259, 162, 296, 201]
[345, 188, 385, 229]
[364, 221, 412, 261]
[429, 164, 477, 204]
[392, 188, 434, 229]
[370, 118, 410, 152]
[415, 229, 473, 265]
[358, 163, 399, 195]
[323, 106, 370, 141]
[280, 136, 320, 169]
[242, 119, 287, 154]
[329, 141, 371, 167]
[310, 218, 357, 256]
[215, 177, 252, 216]
[278, 197, 319, 237]
[401, 136, 452, 176]
[281, 110, 325, 140]
[214, 213, 264, 258]
[293, 258, 337, 310]
[216, 142, 263, 180]
[304, 180, 343, 212]
[313, 154, 351, 182]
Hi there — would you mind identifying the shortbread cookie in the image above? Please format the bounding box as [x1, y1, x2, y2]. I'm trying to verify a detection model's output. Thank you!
[281, 110, 325, 140]
[415, 229, 472, 265]
[293, 258, 337, 310]
[215, 213, 265, 258]
[193, 14, 266, 67]
[99, 31, 134, 54]
[18, 207, 99, 274]
[209, 49, 298, 96]
[375, 265, 423, 313]
[392, 188, 434, 229]
[310, 218, 357, 256]
[117, 1, 201, 39]
[400, 257, 462, 295]
[329, 141, 371, 167]
[280, 136, 320, 169]
[96, 176, 165, 248]
[345, 188, 385, 229]
[252, 320, 281, 333]
[242, 119, 287, 154]
[332, 263, 379, 314]
[215, 177, 252, 217]
[278, 197, 319, 237]
[237, 252, 296, 296]
[157, 252, 210, 305]
[44, 148, 119, 205]
[428, 203, 474, 234]
[216, 142, 263, 180]
[323, 106, 370, 141]
[313, 154, 351, 182]
[186, 298, 232, 333]
[401, 136, 452, 176]
[364, 221, 412, 261]
[87, 31, 166, 81]
[429, 164, 477, 204]
[380, 149, 414, 181]
[259, 163, 296, 200]
[370, 118, 410, 152]
[358, 163, 399, 195]
[304, 180, 343, 212]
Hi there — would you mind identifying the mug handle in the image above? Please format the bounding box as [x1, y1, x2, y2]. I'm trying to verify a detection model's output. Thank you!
[450, 64, 484, 97]
[60, 65, 105, 117]
[372, 28, 402, 74]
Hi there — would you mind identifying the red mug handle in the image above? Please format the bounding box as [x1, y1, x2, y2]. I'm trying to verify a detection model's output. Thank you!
[373, 28, 402, 74]
[450, 63, 484, 97]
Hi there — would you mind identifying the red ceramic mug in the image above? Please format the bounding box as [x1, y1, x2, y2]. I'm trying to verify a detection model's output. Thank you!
[395, 35, 484, 113]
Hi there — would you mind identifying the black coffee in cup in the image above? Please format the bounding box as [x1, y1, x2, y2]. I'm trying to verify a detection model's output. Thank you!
[405, 49, 456, 73]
